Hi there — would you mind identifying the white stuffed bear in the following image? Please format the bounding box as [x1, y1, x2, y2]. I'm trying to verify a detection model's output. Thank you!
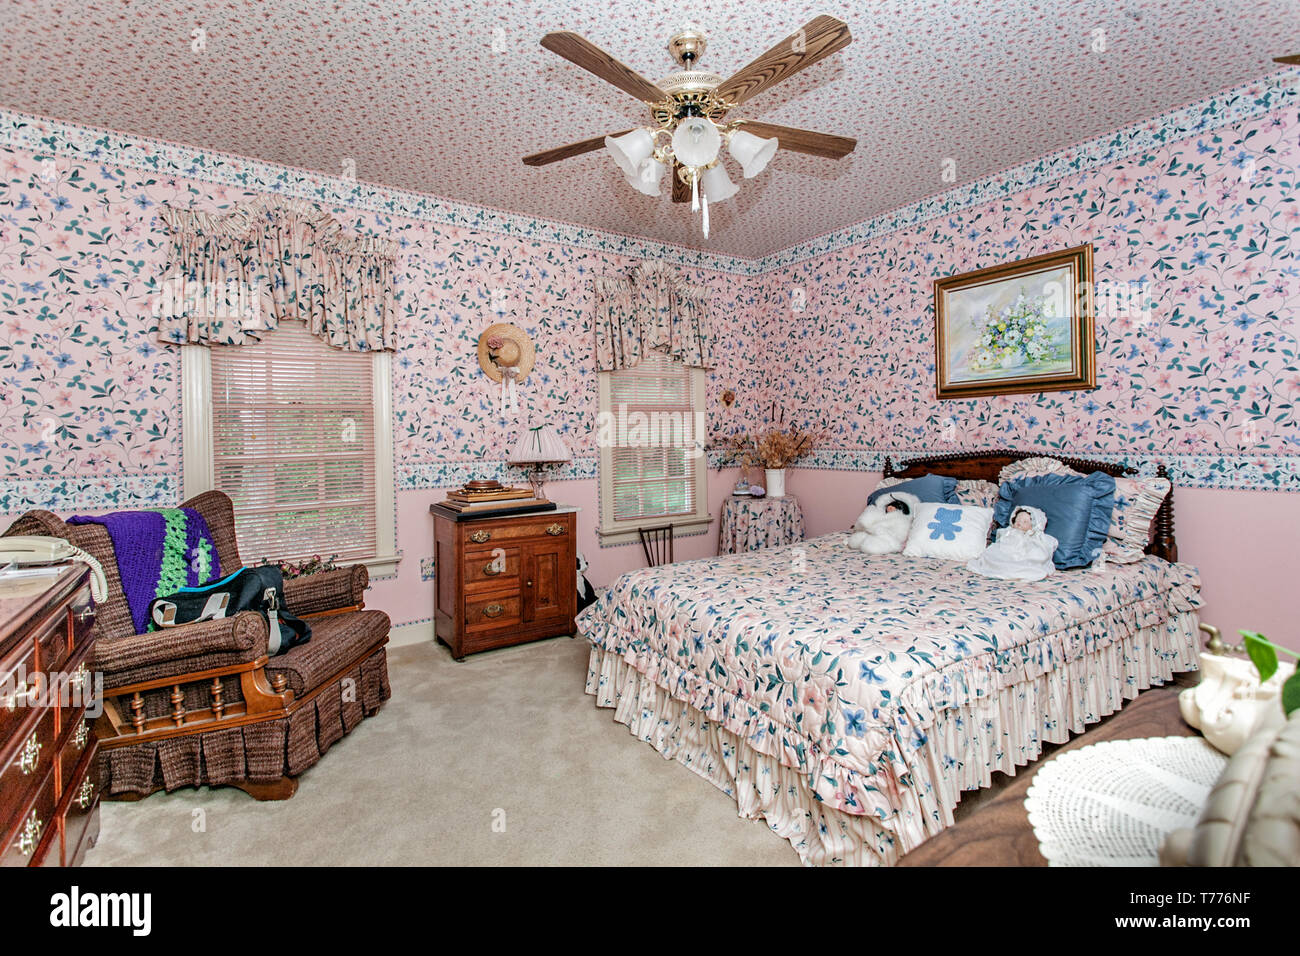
[846, 491, 920, 555]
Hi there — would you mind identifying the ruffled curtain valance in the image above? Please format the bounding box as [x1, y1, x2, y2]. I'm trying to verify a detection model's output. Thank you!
[593, 260, 714, 371]
[156, 197, 399, 352]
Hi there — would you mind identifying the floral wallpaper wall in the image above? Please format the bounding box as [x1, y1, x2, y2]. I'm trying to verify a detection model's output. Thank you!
[0, 138, 772, 518]
[776, 97, 1300, 492]
[2, 69, 1299, 537]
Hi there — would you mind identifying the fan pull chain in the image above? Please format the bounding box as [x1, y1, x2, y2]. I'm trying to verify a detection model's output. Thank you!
[691, 170, 699, 211]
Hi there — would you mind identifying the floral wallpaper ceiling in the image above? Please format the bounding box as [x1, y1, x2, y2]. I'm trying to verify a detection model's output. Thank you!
[1, 0, 1296, 258]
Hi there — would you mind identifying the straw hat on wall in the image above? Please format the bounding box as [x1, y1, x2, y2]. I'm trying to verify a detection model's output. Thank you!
[477, 323, 535, 383]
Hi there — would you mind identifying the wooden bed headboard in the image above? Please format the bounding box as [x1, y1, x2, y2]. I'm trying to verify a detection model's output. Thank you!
[883, 450, 1178, 563]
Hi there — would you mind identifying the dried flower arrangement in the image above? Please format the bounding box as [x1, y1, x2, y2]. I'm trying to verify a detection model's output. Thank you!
[710, 406, 824, 470]
[260, 554, 340, 579]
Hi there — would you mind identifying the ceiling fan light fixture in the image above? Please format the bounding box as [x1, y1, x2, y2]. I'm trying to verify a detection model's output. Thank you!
[701, 164, 738, 204]
[671, 116, 721, 168]
[604, 128, 655, 178]
[626, 157, 665, 196]
[728, 129, 779, 178]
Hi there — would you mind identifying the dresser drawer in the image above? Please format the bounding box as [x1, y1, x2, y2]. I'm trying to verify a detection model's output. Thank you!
[464, 592, 522, 632]
[464, 546, 521, 590]
[60, 707, 93, 788]
[0, 708, 57, 826]
[68, 585, 94, 654]
[0, 640, 38, 743]
[62, 747, 99, 865]
[1, 769, 58, 867]
[34, 599, 71, 677]
[461, 516, 572, 545]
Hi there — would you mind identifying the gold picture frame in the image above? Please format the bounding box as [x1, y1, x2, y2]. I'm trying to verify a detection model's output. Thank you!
[934, 243, 1096, 400]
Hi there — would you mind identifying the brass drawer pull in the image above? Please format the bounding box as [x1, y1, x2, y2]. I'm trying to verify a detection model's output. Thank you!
[73, 721, 90, 750]
[482, 563, 502, 576]
[70, 662, 89, 691]
[482, 604, 504, 618]
[16, 810, 41, 857]
[77, 778, 95, 810]
[545, 523, 566, 536]
[76, 604, 95, 625]
[19, 732, 41, 775]
[469, 530, 492, 544]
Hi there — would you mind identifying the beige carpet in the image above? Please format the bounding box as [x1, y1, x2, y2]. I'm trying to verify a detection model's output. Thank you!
[85, 636, 800, 866]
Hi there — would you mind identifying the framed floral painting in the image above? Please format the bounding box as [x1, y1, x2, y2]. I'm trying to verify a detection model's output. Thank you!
[934, 244, 1096, 399]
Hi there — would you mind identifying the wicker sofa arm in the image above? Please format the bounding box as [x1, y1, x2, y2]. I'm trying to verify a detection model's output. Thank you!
[281, 564, 369, 617]
[94, 611, 270, 690]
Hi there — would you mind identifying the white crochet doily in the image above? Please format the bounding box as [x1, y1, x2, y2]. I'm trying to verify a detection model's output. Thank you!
[1024, 736, 1228, 866]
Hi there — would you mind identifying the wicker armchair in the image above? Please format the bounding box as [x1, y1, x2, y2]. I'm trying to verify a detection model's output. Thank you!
[3, 491, 391, 801]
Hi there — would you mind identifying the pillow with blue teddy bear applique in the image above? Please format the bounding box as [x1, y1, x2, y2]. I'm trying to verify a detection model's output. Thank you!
[902, 502, 995, 561]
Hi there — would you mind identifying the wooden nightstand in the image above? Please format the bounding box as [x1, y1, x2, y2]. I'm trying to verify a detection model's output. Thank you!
[431, 506, 578, 660]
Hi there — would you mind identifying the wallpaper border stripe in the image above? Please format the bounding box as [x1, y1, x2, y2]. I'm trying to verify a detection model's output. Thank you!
[795, 448, 1300, 494]
[1, 68, 1296, 276]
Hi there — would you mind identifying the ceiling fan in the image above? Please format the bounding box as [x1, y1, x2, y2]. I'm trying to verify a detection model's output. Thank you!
[523, 15, 857, 236]
[1275, 54, 1300, 65]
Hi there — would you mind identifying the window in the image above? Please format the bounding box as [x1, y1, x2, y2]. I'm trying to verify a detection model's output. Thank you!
[597, 349, 709, 545]
[181, 320, 398, 576]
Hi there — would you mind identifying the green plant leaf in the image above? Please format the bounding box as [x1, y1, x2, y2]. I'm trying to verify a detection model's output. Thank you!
[1241, 631, 1278, 683]
[1283, 670, 1300, 718]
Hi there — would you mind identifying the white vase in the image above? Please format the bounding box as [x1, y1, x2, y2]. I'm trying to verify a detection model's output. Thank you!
[765, 468, 787, 498]
[1000, 351, 1025, 369]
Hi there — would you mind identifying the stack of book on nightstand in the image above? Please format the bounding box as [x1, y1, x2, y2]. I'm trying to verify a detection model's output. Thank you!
[430, 480, 558, 521]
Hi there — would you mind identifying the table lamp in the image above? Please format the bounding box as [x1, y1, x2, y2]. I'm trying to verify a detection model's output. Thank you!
[509, 423, 571, 499]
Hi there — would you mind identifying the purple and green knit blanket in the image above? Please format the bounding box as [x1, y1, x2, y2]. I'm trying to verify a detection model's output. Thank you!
[67, 508, 221, 634]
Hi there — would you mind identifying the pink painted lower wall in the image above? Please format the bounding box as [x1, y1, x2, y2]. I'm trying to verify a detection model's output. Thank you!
[785, 468, 1300, 651]
[369, 467, 741, 632]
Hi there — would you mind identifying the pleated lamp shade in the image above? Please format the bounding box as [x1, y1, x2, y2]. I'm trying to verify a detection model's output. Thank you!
[510, 424, 571, 464]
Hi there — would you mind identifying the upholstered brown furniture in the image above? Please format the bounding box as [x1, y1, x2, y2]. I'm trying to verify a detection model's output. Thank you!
[3, 491, 391, 801]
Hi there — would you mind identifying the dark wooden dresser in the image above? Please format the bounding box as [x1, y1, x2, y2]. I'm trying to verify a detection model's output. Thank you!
[0, 565, 100, 866]
[432, 507, 578, 660]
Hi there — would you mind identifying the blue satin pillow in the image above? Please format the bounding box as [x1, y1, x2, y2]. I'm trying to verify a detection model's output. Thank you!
[868, 473, 958, 506]
[993, 472, 1116, 569]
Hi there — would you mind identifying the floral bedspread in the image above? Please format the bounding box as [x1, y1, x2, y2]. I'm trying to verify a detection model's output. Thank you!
[579, 532, 1202, 818]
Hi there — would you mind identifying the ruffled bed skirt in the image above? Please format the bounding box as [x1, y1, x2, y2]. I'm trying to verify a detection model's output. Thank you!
[100, 647, 391, 796]
[586, 613, 1200, 866]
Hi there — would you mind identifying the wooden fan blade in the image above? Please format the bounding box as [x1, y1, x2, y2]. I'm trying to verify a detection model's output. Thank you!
[540, 32, 667, 103]
[737, 121, 856, 159]
[714, 15, 851, 107]
[523, 130, 631, 167]
[1275, 54, 1300, 65]
[671, 162, 691, 203]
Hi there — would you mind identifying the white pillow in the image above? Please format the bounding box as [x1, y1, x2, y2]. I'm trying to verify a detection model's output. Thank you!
[903, 503, 994, 561]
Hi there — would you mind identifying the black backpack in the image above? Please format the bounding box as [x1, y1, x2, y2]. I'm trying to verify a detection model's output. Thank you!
[148, 565, 311, 655]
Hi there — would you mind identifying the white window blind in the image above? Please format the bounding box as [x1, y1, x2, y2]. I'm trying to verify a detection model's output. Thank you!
[606, 349, 701, 524]
[208, 320, 378, 564]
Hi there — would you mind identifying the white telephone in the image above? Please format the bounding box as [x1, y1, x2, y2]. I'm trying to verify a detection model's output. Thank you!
[0, 536, 108, 602]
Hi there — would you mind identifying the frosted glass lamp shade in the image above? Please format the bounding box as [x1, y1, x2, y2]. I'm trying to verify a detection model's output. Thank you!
[671, 117, 721, 168]
[605, 129, 655, 178]
[510, 424, 571, 464]
[728, 129, 779, 178]
[626, 157, 665, 197]
[701, 164, 738, 203]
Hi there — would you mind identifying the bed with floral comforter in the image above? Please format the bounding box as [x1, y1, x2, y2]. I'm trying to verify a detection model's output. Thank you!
[579, 532, 1202, 866]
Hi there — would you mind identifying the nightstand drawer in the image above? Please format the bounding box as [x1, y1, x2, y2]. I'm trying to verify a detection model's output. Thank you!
[464, 592, 522, 632]
[461, 516, 572, 545]
[464, 546, 521, 590]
